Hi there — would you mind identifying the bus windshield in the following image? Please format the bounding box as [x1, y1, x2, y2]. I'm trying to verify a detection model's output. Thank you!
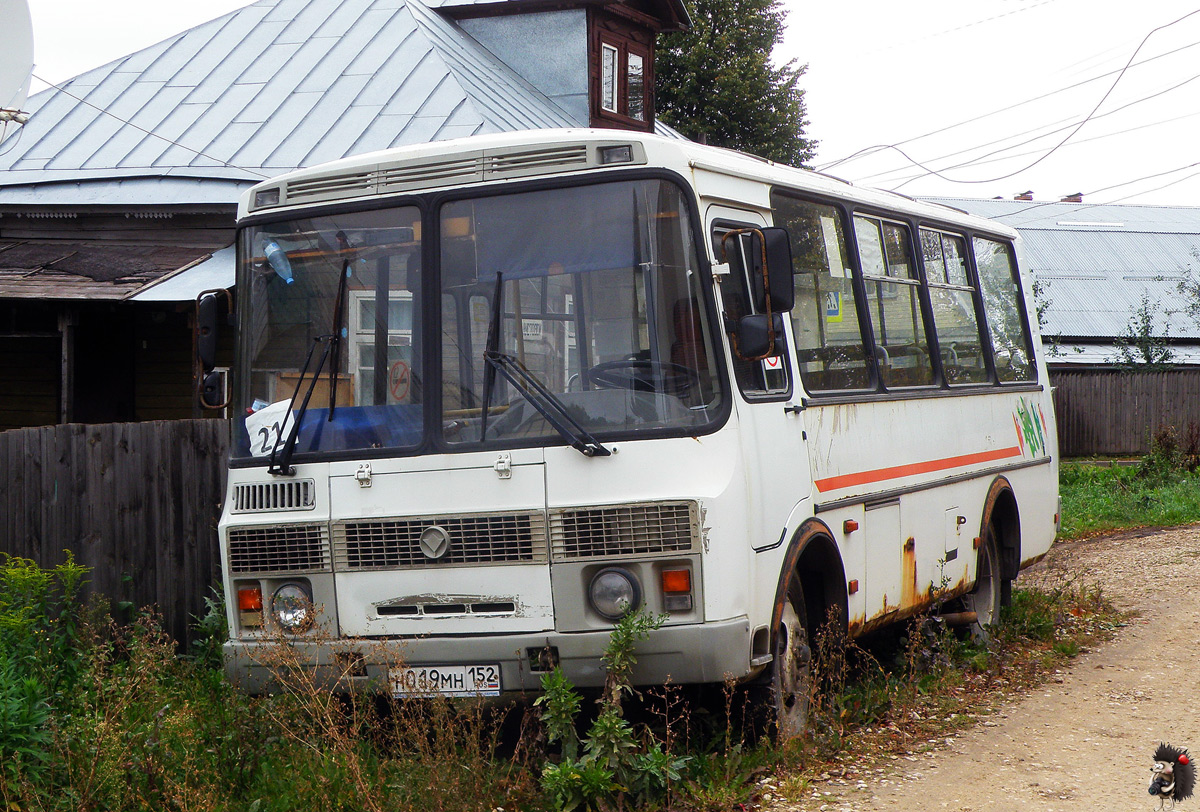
[233, 178, 724, 462]
[440, 178, 723, 450]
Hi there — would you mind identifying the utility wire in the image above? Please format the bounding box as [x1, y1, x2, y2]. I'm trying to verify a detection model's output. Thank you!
[31, 72, 271, 179]
[881, 68, 1200, 190]
[854, 9, 1200, 187]
[852, 0, 1062, 58]
[883, 106, 1200, 189]
[986, 160, 1200, 225]
[882, 106, 1200, 190]
[817, 23, 1200, 175]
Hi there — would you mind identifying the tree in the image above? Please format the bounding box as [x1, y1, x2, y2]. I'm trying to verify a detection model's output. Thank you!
[1112, 293, 1175, 370]
[655, 0, 815, 167]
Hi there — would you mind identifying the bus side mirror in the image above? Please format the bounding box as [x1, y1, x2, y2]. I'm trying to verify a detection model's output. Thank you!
[748, 227, 795, 313]
[734, 313, 786, 360]
[200, 370, 227, 409]
[197, 292, 221, 371]
[196, 288, 233, 409]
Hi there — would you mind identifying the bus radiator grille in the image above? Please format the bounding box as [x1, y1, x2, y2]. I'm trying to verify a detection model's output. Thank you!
[227, 523, 330, 574]
[549, 501, 700, 561]
[332, 511, 548, 570]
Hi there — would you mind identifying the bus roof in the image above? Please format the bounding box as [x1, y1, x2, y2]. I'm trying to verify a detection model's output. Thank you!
[237, 128, 1016, 240]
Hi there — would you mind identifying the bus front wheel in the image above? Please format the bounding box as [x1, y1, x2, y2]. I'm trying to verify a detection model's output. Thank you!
[769, 580, 812, 738]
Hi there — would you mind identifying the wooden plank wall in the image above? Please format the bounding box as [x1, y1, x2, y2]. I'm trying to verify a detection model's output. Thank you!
[0, 337, 59, 429]
[1051, 368, 1200, 457]
[0, 419, 228, 646]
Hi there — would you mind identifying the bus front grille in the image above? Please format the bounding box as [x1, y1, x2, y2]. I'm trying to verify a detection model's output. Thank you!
[227, 523, 330, 574]
[231, 480, 316, 513]
[332, 512, 548, 570]
[549, 501, 700, 561]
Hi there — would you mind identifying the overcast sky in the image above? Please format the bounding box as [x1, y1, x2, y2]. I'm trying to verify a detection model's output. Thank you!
[18, 0, 1200, 207]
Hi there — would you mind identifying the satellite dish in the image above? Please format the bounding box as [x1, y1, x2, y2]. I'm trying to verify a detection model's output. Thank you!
[0, 0, 34, 127]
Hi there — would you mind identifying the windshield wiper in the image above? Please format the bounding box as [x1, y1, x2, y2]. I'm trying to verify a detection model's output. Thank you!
[479, 271, 504, 442]
[268, 333, 335, 475]
[326, 231, 353, 421]
[483, 350, 611, 457]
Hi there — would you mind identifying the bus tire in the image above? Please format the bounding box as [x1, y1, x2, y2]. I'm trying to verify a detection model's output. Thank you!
[767, 575, 812, 738]
[964, 520, 1004, 642]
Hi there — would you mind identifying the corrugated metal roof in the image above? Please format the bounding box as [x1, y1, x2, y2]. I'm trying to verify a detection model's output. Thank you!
[927, 196, 1200, 234]
[925, 196, 1200, 342]
[0, 0, 580, 202]
[1046, 343, 1200, 366]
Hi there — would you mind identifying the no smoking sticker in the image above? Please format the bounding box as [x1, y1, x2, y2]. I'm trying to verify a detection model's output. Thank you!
[389, 360, 410, 401]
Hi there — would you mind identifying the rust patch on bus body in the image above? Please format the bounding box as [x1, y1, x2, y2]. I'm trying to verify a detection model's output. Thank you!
[900, 537, 918, 607]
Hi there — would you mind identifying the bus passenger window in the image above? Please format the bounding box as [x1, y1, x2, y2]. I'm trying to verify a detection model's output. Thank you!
[769, 192, 871, 393]
[853, 216, 934, 388]
[920, 229, 988, 385]
[974, 237, 1036, 383]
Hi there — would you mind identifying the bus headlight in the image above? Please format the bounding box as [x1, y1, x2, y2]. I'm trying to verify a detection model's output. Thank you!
[589, 567, 642, 620]
[271, 583, 314, 632]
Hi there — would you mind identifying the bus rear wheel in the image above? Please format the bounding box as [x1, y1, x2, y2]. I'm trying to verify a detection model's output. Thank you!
[963, 522, 1004, 642]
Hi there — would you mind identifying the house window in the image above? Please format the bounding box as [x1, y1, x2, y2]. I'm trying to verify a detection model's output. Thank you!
[593, 32, 651, 126]
[349, 289, 414, 406]
[601, 44, 618, 113]
[627, 52, 644, 121]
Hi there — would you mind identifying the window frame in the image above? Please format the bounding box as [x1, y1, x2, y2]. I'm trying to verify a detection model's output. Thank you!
[851, 213, 936, 390]
[768, 184, 1042, 404]
[711, 218, 793, 403]
[919, 226, 991, 387]
[970, 235, 1039, 385]
[591, 23, 653, 129]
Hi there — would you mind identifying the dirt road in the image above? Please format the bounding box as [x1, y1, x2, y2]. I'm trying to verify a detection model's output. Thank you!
[787, 525, 1200, 812]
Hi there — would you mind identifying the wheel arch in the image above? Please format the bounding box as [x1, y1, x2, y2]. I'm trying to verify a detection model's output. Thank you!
[981, 476, 1021, 582]
[770, 519, 849, 642]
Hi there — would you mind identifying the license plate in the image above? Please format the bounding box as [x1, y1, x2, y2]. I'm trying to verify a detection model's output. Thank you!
[390, 664, 502, 698]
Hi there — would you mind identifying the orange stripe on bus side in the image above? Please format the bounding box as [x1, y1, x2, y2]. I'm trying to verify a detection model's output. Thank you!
[813, 447, 1024, 492]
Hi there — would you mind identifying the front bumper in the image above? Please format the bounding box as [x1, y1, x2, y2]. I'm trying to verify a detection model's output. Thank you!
[224, 616, 754, 694]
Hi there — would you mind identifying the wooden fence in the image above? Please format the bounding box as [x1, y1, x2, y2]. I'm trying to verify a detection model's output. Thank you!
[0, 420, 228, 646]
[1051, 368, 1200, 457]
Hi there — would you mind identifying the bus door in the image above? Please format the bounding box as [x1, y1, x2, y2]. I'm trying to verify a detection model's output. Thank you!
[707, 206, 811, 546]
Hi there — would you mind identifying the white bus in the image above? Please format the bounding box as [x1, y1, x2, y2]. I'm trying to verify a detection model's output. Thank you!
[209, 128, 1058, 734]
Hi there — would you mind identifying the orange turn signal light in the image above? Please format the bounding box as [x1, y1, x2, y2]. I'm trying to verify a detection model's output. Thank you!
[661, 569, 691, 594]
[238, 586, 263, 612]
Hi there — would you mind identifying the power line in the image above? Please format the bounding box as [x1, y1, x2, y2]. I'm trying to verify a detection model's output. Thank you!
[852, 0, 1062, 58]
[881, 67, 1200, 190]
[30, 73, 270, 179]
[816, 20, 1200, 176]
[989, 160, 1200, 225]
[881, 106, 1200, 190]
[827, 9, 1200, 188]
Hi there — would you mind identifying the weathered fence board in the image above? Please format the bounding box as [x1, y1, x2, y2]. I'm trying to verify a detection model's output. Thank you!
[1051, 368, 1200, 457]
[0, 420, 228, 646]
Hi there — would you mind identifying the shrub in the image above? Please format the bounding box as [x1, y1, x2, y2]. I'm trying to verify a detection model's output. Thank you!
[537, 611, 689, 811]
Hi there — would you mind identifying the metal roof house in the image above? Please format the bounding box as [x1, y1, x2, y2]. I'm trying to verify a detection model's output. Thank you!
[0, 0, 687, 429]
[926, 196, 1200, 367]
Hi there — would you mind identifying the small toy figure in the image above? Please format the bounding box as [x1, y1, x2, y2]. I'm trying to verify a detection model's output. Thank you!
[1151, 743, 1195, 810]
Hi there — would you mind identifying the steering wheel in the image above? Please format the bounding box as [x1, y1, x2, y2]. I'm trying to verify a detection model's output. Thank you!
[585, 359, 702, 396]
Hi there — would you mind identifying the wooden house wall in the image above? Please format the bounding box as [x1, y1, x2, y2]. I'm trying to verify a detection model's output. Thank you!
[0, 208, 237, 429]
[0, 337, 59, 429]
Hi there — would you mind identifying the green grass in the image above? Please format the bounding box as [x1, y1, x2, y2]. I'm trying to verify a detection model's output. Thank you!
[4, 453, 1162, 812]
[1058, 461, 1200, 539]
